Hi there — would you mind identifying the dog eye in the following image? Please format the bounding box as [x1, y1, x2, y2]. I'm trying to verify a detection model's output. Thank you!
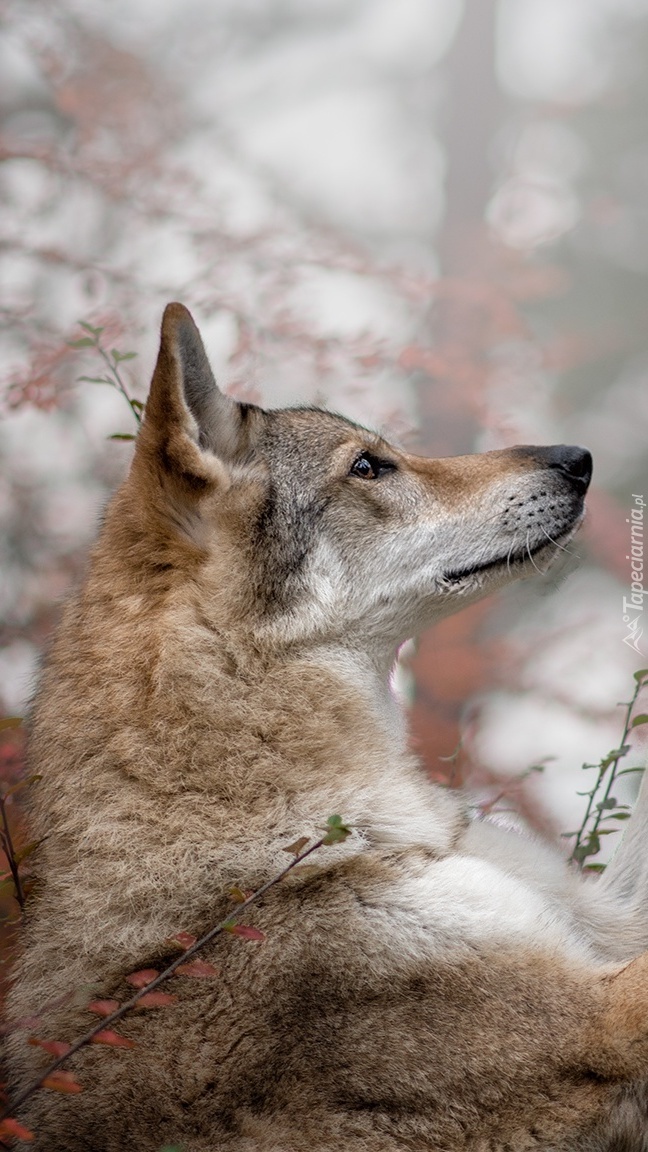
[349, 453, 395, 480]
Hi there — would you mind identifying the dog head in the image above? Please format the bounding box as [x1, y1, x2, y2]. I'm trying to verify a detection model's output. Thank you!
[125, 303, 591, 660]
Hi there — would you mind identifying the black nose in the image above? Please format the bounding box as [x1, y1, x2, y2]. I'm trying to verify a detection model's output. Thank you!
[542, 445, 593, 492]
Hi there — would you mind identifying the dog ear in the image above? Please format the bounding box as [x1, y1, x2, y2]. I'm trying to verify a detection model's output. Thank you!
[136, 302, 253, 494]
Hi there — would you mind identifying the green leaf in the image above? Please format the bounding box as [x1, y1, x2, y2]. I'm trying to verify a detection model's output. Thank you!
[573, 832, 601, 864]
[67, 337, 95, 348]
[79, 321, 104, 337]
[583, 863, 606, 874]
[633, 668, 648, 683]
[108, 433, 136, 441]
[130, 399, 144, 413]
[597, 798, 617, 810]
[15, 840, 41, 863]
[322, 814, 352, 845]
[0, 717, 22, 732]
[78, 375, 111, 385]
[112, 350, 137, 362]
[607, 811, 632, 820]
[600, 746, 630, 768]
[631, 714, 648, 729]
[617, 766, 645, 776]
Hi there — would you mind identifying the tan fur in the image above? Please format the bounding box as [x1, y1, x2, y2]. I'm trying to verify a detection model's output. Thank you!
[5, 304, 648, 1149]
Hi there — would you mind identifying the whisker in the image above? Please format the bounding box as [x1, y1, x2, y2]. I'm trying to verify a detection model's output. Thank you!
[526, 532, 544, 575]
[540, 525, 576, 557]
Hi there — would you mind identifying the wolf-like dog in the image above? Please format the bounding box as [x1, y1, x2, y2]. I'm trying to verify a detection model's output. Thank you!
[6, 303, 648, 1150]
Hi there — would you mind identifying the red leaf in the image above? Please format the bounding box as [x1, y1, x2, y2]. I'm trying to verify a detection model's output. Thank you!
[0, 1118, 35, 1142]
[42, 1070, 83, 1094]
[283, 836, 309, 856]
[28, 1037, 71, 1058]
[226, 924, 265, 942]
[169, 931, 197, 950]
[87, 999, 120, 1018]
[174, 960, 220, 979]
[135, 992, 177, 1009]
[90, 1029, 135, 1049]
[125, 968, 159, 988]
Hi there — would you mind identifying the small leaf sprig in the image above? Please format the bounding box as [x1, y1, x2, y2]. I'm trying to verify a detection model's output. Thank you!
[566, 668, 648, 870]
[0, 815, 352, 1137]
[68, 321, 142, 439]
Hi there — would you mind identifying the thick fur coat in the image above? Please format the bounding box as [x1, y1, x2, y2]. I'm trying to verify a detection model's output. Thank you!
[6, 304, 648, 1150]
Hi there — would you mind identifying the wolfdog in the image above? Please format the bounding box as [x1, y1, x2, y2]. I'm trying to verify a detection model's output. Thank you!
[6, 303, 648, 1150]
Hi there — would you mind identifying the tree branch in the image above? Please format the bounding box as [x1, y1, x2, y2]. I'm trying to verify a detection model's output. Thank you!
[0, 818, 350, 1126]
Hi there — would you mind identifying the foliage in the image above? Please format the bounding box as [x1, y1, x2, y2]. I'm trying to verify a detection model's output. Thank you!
[0, 817, 352, 1135]
[565, 668, 648, 869]
[68, 323, 142, 435]
[2, 0, 648, 1142]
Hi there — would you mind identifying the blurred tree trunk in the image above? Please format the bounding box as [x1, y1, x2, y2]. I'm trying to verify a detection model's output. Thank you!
[420, 0, 501, 456]
[412, 0, 502, 780]
[438, 0, 501, 278]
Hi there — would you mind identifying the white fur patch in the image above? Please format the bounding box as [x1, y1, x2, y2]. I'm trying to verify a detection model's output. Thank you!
[380, 851, 592, 962]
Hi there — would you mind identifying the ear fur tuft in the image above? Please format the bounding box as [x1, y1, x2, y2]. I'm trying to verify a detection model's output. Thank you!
[136, 303, 248, 496]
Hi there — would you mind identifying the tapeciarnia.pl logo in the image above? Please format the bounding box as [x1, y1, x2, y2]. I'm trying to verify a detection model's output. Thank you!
[622, 494, 646, 655]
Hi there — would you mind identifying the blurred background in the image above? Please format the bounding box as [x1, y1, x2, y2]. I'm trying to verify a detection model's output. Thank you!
[1, 0, 648, 914]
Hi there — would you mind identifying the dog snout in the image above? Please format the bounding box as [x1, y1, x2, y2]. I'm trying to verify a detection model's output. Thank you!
[541, 445, 592, 493]
[513, 445, 593, 495]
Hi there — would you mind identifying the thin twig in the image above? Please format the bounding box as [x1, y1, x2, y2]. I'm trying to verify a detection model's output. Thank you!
[0, 829, 339, 1124]
[95, 344, 141, 425]
[571, 761, 608, 860]
[570, 672, 647, 864]
[0, 793, 25, 911]
[588, 686, 642, 842]
[71, 323, 142, 430]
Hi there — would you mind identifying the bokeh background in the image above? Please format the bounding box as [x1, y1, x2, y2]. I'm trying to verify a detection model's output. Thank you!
[2, 0, 648, 970]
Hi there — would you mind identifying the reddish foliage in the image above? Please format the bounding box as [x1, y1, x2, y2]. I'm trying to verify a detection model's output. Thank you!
[27, 1038, 71, 1058]
[125, 968, 159, 988]
[0, 1117, 35, 1142]
[90, 1029, 135, 1049]
[174, 960, 220, 979]
[86, 999, 120, 1018]
[168, 931, 197, 950]
[225, 925, 265, 942]
[6, 341, 77, 413]
[135, 992, 177, 1009]
[42, 1071, 83, 1094]
[410, 602, 500, 785]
